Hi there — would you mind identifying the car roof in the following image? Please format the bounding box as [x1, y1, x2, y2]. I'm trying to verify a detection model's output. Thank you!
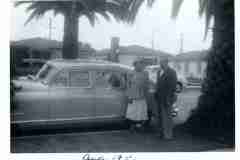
[47, 59, 134, 72]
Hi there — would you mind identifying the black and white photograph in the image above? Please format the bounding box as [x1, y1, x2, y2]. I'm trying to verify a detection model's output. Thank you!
[9, 0, 235, 154]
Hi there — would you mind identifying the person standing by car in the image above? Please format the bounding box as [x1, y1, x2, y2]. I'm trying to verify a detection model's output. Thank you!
[154, 58, 177, 139]
[126, 58, 149, 132]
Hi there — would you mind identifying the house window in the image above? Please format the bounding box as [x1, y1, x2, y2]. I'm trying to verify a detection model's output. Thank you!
[184, 61, 189, 74]
[197, 61, 202, 74]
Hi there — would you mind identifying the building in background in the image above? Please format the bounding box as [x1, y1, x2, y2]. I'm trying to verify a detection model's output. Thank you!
[96, 37, 172, 66]
[95, 37, 208, 82]
[11, 37, 95, 77]
[169, 50, 208, 80]
[11, 37, 62, 59]
[11, 37, 95, 59]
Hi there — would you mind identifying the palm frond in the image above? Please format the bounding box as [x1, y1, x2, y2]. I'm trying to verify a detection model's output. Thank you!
[14, 1, 32, 7]
[15, 0, 146, 26]
[199, 0, 208, 17]
[203, 0, 214, 40]
[96, 10, 111, 21]
[126, 0, 145, 24]
[24, 2, 54, 25]
[171, 0, 184, 19]
[82, 11, 97, 26]
[146, 0, 156, 7]
[171, 0, 213, 40]
[104, 0, 133, 23]
[122, 0, 157, 24]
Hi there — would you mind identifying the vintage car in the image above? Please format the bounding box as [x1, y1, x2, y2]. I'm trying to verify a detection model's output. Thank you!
[11, 59, 134, 129]
[11, 59, 180, 132]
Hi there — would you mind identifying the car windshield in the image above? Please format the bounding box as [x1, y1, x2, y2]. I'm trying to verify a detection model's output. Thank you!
[36, 64, 58, 84]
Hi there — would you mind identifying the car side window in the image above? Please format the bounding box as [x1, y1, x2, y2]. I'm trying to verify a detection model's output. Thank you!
[95, 71, 126, 89]
[95, 71, 112, 88]
[52, 71, 68, 87]
[69, 70, 90, 87]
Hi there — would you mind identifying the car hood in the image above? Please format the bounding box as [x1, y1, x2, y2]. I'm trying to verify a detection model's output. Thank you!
[12, 77, 47, 92]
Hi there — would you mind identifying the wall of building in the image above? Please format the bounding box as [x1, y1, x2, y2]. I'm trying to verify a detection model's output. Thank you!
[118, 55, 158, 66]
[169, 60, 207, 79]
[119, 55, 135, 66]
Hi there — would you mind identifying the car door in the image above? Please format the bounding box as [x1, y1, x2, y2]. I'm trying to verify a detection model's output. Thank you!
[48, 69, 70, 121]
[94, 69, 128, 119]
[11, 82, 50, 124]
[49, 69, 95, 121]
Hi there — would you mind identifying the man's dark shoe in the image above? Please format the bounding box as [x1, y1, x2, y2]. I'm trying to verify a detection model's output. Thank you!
[163, 136, 174, 141]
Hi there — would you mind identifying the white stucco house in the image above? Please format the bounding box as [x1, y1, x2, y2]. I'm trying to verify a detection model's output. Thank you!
[168, 50, 208, 79]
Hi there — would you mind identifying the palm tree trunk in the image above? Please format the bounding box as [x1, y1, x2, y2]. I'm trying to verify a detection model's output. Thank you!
[62, 3, 79, 59]
[211, 0, 234, 133]
[186, 0, 234, 145]
[206, 0, 234, 133]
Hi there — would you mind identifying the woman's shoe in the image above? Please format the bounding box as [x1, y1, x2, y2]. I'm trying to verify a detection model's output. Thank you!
[136, 123, 142, 128]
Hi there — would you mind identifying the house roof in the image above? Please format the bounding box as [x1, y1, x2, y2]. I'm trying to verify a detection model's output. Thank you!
[171, 50, 209, 61]
[11, 37, 62, 51]
[96, 45, 172, 58]
[11, 37, 94, 52]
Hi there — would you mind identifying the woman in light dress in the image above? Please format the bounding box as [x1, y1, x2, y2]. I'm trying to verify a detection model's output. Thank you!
[126, 58, 149, 131]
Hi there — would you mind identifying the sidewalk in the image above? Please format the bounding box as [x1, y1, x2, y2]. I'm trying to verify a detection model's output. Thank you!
[11, 129, 232, 153]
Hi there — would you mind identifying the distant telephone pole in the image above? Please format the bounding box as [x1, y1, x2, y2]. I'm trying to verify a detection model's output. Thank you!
[151, 29, 159, 50]
[179, 33, 184, 54]
[48, 18, 53, 40]
[151, 30, 154, 50]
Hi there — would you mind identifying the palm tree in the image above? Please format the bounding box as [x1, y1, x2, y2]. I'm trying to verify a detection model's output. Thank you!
[172, 0, 234, 144]
[129, 0, 234, 144]
[15, 0, 134, 59]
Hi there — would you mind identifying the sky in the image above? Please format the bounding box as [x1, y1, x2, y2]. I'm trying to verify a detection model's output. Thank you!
[10, 0, 212, 55]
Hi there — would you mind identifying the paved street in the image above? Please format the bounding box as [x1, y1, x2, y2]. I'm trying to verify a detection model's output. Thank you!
[173, 87, 201, 124]
[11, 129, 231, 153]
[11, 88, 232, 153]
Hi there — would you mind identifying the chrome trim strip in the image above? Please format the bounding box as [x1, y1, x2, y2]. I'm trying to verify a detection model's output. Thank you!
[11, 112, 25, 116]
[12, 130, 127, 140]
[11, 115, 121, 124]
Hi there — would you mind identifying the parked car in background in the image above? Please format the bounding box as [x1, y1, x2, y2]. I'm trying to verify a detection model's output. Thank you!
[11, 59, 134, 130]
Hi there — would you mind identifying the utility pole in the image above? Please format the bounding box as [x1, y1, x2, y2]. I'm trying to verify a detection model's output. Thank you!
[151, 30, 155, 50]
[48, 18, 53, 40]
[179, 33, 184, 54]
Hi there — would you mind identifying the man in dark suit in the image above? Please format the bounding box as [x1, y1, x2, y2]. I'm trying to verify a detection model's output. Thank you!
[154, 58, 177, 139]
